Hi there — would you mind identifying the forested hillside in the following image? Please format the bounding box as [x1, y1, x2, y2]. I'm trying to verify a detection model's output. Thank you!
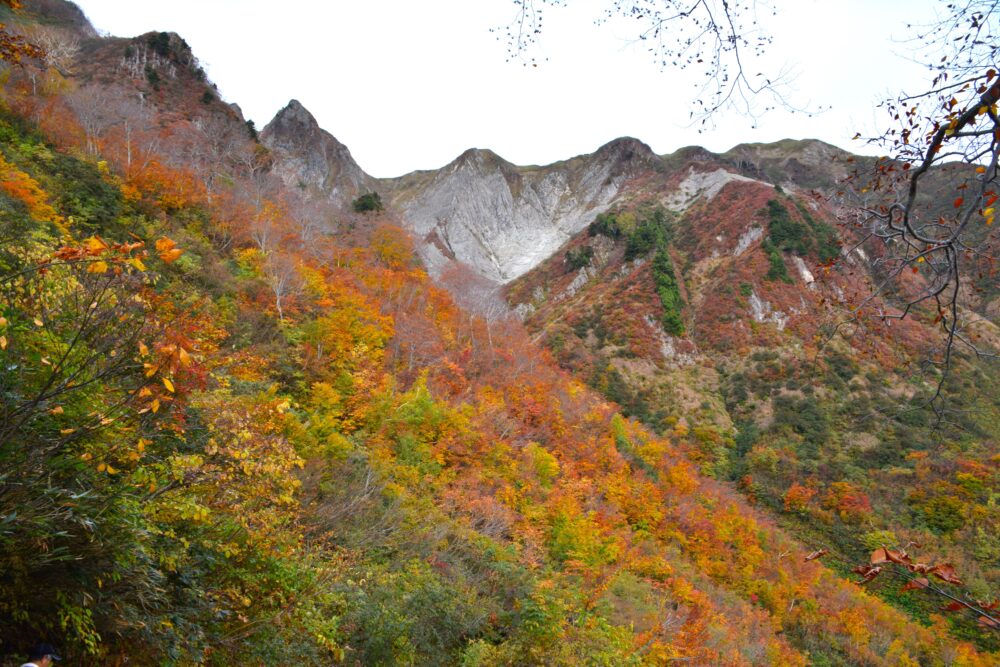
[0, 1, 998, 665]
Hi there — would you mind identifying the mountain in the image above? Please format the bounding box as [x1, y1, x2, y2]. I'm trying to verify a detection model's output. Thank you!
[258, 100, 856, 285]
[383, 137, 657, 282]
[261, 99, 376, 207]
[2, 2, 999, 664]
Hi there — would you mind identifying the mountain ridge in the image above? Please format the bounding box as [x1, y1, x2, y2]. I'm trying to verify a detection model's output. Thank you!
[259, 97, 854, 282]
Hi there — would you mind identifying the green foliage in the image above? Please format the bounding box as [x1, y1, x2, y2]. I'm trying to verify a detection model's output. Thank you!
[766, 199, 812, 255]
[352, 191, 384, 213]
[565, 244, 594, 271]
[588, 360, 654, 424]
[624, 207, 672, 261]
[588, 207, 673, 261]
[772, 395, 830, 448]
[144, 64, 160, 90]
[652, 245, 684, 335]
[794, 201, 841, 263]
[760, 199, 840, 281]
[763, 239, 792, 283]
[339, 559, 490, 666]
[588, 207, 684, 334]
[588, 211, 622, 239]
[921, 495, 966, 534]
[147, 31, 171, 57]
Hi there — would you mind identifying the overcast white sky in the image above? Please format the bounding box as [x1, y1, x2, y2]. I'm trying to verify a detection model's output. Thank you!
[71, 0, 938, 178]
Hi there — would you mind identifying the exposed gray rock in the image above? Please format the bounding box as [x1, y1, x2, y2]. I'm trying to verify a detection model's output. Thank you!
[386, 138, 658, 283]
[261, 100, 376, 207]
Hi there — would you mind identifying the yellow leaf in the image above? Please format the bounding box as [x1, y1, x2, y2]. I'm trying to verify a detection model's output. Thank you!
[49, 406, 63, 415]
[178, 347, 191, 366]
[85, 236, 109, 252]
[129, 257, 147, 272]
[138, 342, 149, 356]
[60, 428, 75, 435]
[151, 398, 160, 413]
[0, 336, 6, 351]
[162, 377, 175, 393]
[977, 165, 987, 173]
[34, 318, 43, 327]
[87, 260, 109, 274]
[984, 207, 995, 217]
[0, 316, 7, 328]
[97, 463, 106, 472]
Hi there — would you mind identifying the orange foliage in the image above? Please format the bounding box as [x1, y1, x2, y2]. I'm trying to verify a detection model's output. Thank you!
[0, 152, 65, 232]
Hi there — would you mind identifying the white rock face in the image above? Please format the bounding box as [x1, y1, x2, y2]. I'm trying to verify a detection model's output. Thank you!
[749, 291, 788, 330]
[644, 314, 696, 367]
[734, 226, 764, 256]
[390, 139, 655, 283]
[561, 266, 595, 300]
[792, 255, 816, 286]
[664, 167, 766, 211]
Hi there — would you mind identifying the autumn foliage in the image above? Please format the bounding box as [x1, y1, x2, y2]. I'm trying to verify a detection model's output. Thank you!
[0, 13, 997, 666]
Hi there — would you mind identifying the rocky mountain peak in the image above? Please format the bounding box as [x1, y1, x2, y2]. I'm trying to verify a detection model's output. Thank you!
[594, 136, 656, 163]
[261, 100, 374, 207]
[266, 99, 320, 135]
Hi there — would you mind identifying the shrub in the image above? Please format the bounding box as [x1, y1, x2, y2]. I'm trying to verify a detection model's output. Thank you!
[565, 245, 594, 270]
[147, 31, 171, 58]
[766, 199, 812, 255]
[144, 64, 160, 90]
[588, 212, 621, 238]
[763, 240, 792, 283]
[652, 246, 684, 335]
[352, 191, 384, 213]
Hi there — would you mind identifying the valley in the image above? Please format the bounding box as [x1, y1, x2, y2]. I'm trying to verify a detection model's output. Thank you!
[0, 1, 998, 665]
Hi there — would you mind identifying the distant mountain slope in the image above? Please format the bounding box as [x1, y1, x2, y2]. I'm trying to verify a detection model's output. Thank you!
[3, 2, 998, 662]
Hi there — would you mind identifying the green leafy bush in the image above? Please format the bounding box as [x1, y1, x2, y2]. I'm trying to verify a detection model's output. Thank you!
[352, 191, 384, 213]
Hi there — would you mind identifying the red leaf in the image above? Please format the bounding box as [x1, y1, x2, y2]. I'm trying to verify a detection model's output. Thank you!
[954, 197, 964, 208]
[804, 548, 828, 562]
[901, 577, 929, 592]
[931, 564, 963, 585]
[943, 601, 966, 612]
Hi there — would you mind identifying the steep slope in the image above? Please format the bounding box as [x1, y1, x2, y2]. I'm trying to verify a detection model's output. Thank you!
[506, 150, 1000, 649]
[261, 99, 376, 206]
[2, 2, 999, 663]
[383, 138, 657, 281]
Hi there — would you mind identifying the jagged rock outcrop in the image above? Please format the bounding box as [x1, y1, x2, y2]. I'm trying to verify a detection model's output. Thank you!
[384, 137, 659, 282]
[261, 100, 376, 207]
[257, 102, 862, 285]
